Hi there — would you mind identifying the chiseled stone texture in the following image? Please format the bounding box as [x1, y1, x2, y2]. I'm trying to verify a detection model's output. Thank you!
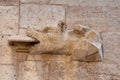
[78, 61, 120, 80]
[66, 6, 107, 32]
[21, 0, 50, 4]
[102, 32, 120, 63]
[50, 0, 82, 6]
[104, 7, 120, 32]
[19, 28, 27, 36]
[0, 65, 16, 80]
[66, 3, 120, 32]
[27, 24, 103, 61]
[16, 60, 120, 80]
[20, 4, 65, 28]
[18, 61, 66, 80]
[0, 6, 18, 35]
[0, 36, 17, 64]
[0, 0, 120, 80]
[0, 0, 19, 6]
[50, 0, 120, 7]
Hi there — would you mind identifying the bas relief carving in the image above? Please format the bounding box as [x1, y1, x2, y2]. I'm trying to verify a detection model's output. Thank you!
[26, 22, 103, 61]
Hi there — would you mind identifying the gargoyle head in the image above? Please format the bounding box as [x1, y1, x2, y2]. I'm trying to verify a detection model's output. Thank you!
[27, 22, 103, 61]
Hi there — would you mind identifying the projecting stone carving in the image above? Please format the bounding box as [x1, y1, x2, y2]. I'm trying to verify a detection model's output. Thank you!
[27, 22, 103, 61]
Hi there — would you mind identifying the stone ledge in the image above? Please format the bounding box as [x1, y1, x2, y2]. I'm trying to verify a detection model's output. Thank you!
[8, 35, 39, 54]
[8, 35, 38, 43]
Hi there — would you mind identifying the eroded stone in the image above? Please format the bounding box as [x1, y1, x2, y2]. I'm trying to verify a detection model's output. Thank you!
[0, 65, 16, 80]
[0, 0, 19, 6]
[20, 4, 65, 28]
[21, 0, 49, 4]
[0, 6, 18, 35]
[27, 22, 103, 61]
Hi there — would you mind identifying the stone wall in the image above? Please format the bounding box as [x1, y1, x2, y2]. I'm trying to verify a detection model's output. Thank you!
[0, 0, 120, 80]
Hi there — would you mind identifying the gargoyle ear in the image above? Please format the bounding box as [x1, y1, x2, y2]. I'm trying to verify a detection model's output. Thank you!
[58, 21, 67, 32]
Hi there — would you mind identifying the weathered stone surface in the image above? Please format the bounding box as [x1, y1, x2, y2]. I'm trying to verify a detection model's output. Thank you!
[50, 0, 81, 6]
[18, 53, 28, 61]
[50, 0, 120, 7]
[66, 6, 120, 32]
[20, 4, 65, 28]
[1, 0, 120, 79]
[66, 6, 107, 32]
[8, 35, 38, 42]
[0, 36, 16, 64]
[66, 61, 94, 80]
[27, 54, 71, 61]
[18, 61, 66, 80]
[67, 61, 120, 80]
[0, 6, 18, 35]
[19, 28, 27, 36]
[27, 22, 103, 61]
[102, 32, 120, 63]
[21, 0, 49, 4]
[0, 0, 19, 6]
[104, 8, 120, 32]
[0, 65, 16, 80]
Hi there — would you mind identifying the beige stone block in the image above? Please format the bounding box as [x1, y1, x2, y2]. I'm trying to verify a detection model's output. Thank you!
[19, 28, 27, 36]
[88, 62, 120, 76]
[102, 32, 120, 63]
[49, 0, 67, 5]
[0, 36, 16, 64]
[50, 0, 81, 6]
[0, 6, 18, 35]
[64, 61, 94, 80]
[18, 53, 28, 61]
[18, 61, 66, 80]
[72, 40, 88, 60]
[85, 0, 120, 8]
[104, 8, 120, 32]
[0, 0, 19, 6]
[50, 0, 120, 8]
[21, 0, 49, 4]
[0, 65, 16, 80]
[20, 4, 65, 28]
[92, 74, 119, 80]
[0, 54, 14, 64]
[27, 54, 71, 61]
[70, 61, 120, 80]
[27, 23, 102, 61]
[66, 6, 108, 32]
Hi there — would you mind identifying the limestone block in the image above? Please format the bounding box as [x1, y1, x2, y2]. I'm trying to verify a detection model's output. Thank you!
[27, 22, 103, 61]
[66, 6, 107, 32]
[50, 0, 120, 8]
[21, 0, 49, 4]
[0, 6, 18, 35]
[8, 35, 38, 42]
[102, 32, 120, 63]
[71, 60, 120, 79]
[20, 4, 65, 28]
[18, 61, 66, 80]
[104, 8, 120, 32]
[0, 65, 16, 80]
[27, 54, 71, 61]
[92, 74, 119, 80]
[0, 36, 16, 64]
[18, 53, 28, 61]
[66, 6, 120, 32]
[0, 0, 19, 6]
[71, 62, 95, 80]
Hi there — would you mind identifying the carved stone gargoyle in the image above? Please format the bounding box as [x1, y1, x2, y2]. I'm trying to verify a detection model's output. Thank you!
[26, 22, 103, 61]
